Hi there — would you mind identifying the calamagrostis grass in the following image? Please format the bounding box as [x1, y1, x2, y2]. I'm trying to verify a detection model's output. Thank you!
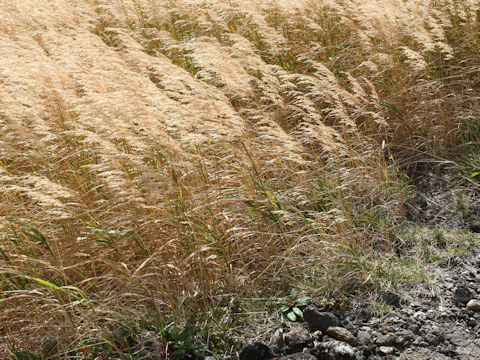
[0, 0, 478, 356]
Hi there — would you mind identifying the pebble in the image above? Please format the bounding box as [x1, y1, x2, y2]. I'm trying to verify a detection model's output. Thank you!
[424, 333, 443, 346]
[311, 340, 355, 360]
[326, 326, 358, 346]
[467, 319, 477, 327]
[357, 330, 371, 345]
[284, 328, 313, 352]
[378, 346, 395, 355]
[452, 287, 474, 305]
[467, 299, 480, 312]
[375, 334, 396, 346]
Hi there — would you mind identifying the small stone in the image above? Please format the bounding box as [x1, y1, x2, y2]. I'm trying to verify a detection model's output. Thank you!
[413, 311, 426, 320]
[475, 274, 480, 282]
[380, 324, 396, 333]
[311, 340, 356, 360]
[396, 329, 415, 344]
[303, 305, 339, 332]
[467, 299, 480, 312]
[467, 319, 477, 327]
[424, 333, 442, 346]
[284, 328, 313, 353]
[357, 330, 372, 345]
[411, 323, 421, 334]
[378, 346, 395, 355]
[311, 330, 322, 341]
[239, 342, 274, 360]
[452, 287, 473, 305]
[326, 326, 358, 346]
[375, 334, 396, 346]
[415, 341, 429, 347]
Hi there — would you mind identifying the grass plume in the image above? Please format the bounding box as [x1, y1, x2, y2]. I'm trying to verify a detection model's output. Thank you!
[0, 0, 479, 357]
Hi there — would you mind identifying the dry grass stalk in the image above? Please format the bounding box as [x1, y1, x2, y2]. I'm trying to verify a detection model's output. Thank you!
[0, 0, 478, 356]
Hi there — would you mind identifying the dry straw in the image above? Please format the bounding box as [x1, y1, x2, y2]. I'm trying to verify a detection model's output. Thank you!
[0, 0, 478, 356]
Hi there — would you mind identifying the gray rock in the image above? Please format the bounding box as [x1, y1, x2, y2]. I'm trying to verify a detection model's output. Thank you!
[413, 340, 429, 347]
[375, 333, 396, 346]
[378, 346, 395, 355]
[303, 305, 339, 332]
[467, 299, 480, 312]
[284, 328, 313, 353]
[396, 329, 416, 345]
[268, 328, 285, 355]
[424, 333, 443, 346]
[326, 326, 358, 346]
[467, 318, 477, 327]
[413, 311, 426, 320]
[311, 340, 356, 360]
[357, 330, 371, 345]
[426, 309, 435, 320]
[452, 287, 474, 305]
[239, 342, 274, 360]
[411, 323, 421, 334]
[278, 353, 316, 360]
[446, 330, 469, 347]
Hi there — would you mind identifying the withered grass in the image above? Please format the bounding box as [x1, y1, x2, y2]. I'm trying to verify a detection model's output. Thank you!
[0, 0, 479, 357]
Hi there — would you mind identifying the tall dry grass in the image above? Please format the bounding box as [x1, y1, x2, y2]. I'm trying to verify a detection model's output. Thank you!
[0, 0, 478, 357]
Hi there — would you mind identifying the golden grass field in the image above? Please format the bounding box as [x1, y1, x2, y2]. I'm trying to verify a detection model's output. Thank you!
[0, 0, 479, 358]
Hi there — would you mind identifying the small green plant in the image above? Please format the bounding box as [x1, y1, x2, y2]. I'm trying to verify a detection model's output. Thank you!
[371, 299, 392, 318]
[163, 325, 205, 359]
[12, 340, 57, 360]
[432, 228, 447, 248]
[277, 289, 311, 322]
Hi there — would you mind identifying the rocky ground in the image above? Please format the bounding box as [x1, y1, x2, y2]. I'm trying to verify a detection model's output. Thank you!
[230, 171, 480, 360]
[235, 246, 480, 360]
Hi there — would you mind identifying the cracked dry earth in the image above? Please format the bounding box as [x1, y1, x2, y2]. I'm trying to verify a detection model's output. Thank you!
[235, 173, 480, 360]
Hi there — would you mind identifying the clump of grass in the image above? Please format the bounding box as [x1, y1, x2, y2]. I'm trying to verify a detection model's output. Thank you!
[0, 0, 479, 357]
